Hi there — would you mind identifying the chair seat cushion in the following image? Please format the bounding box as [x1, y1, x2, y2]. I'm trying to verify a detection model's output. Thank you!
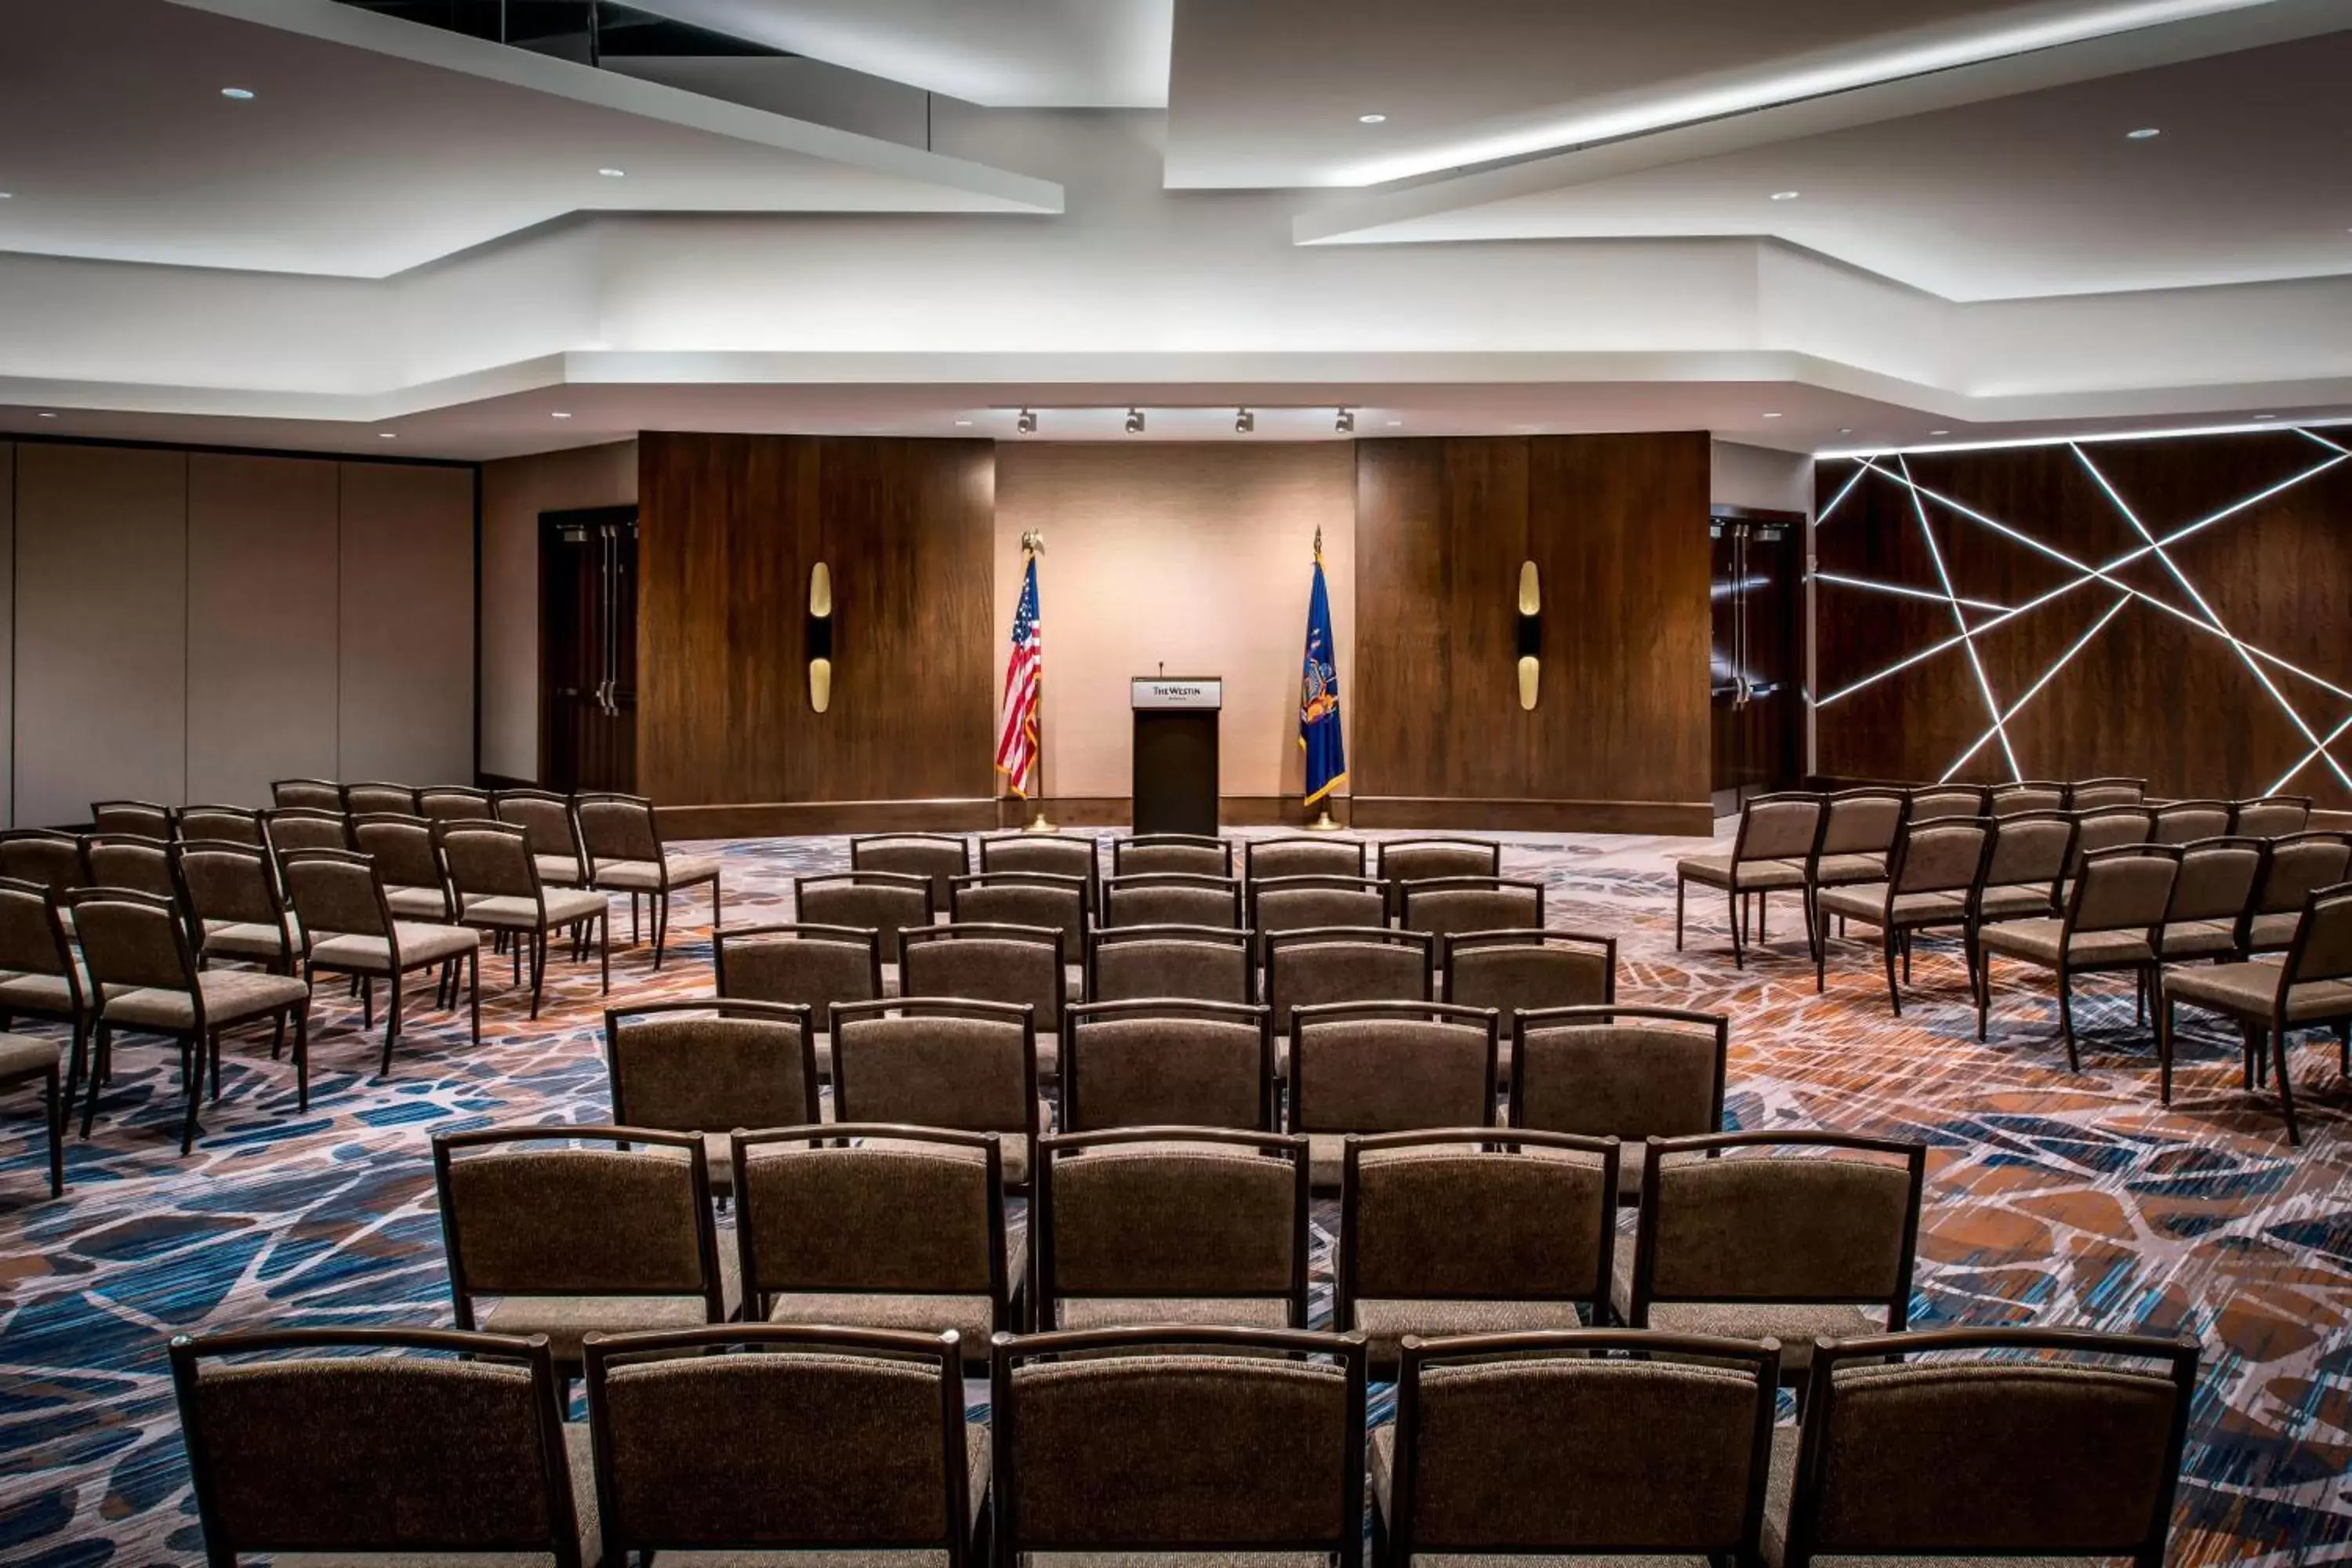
[1977, 882, 2058, 920]
[764, 1291, 1000, 1356]
[1977, 920, 2153, 967]
[2243, 910, 2299, 952]
[0, 967, 85, 1016]
[533, 854, 585, 887]
[1817, 884, 1965, 927]
[1678, 852, 1808, 891]
[464, 889, 610, 930]
[1811, 851, 1889, 887]
[2166, 960, 2352, 1023]
[595, 855, 722, 891]
[861, 1120, 1047, 1186]
[383, 884, 452, 920]
[0, 1031, 59, 1085]
[201, 919, 296, 960]
[1051, 1295, 1294, 1333]
[2158, 920, 2240, 960]
[479, 1294, 720, 1365]
[309, 923, 481, 974]
[104, 969, 311, 1031]
[1349, 1298, 1589, 1367]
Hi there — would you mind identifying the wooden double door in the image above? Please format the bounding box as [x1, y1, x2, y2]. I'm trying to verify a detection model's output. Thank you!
[1709, 506, 1806, 813]
[539, 505, 637, 794]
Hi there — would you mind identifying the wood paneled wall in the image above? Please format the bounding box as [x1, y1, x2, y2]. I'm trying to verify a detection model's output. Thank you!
[636, 432, 997, 815]
[1814, 432, 2352, 808]
[1354, 433, 1713, 832]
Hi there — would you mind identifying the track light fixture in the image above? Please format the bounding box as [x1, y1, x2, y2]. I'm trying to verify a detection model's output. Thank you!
[1236, 407, 1255, 434]
[1016, 408, 1037, 435]
[1124, 407, 1145, 435]
[1335, 408, 1356, 434]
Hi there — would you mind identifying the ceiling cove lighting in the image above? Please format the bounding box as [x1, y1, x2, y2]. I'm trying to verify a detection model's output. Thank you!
[1335, 408, 1356, 434]
[1123, 407, 1145, 434]
[1235, 407, 1255, 434]
[220, 86, 255, 100]
[1016, 408, 1037, 435]
[1816, 416, 2352, 460]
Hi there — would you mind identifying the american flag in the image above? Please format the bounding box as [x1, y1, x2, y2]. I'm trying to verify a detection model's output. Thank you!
[994, 554, 1044, 797]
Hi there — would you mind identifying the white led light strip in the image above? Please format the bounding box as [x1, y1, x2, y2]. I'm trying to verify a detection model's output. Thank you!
[1900, 454, 2020, 779]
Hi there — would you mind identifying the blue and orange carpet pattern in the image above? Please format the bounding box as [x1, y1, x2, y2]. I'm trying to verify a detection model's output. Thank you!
[2, 829, 2348, 1564]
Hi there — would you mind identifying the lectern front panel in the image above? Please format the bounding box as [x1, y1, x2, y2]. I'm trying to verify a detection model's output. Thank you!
[1132, 677, 1221, 836]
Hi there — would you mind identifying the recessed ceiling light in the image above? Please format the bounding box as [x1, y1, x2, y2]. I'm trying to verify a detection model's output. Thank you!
[220, 86, 255, 100]
[1762, 412, 1784, 419]
[377, 431, 397, 440]
[1358, 114, 1387, 124]
[1838, 427, 1853, 435]
[1930, 429, 1951, 436]
[2252, 413, 2278, 420]
[597, 168, 626, 178]
[0, 192, 12, 201]
[2126, 127, 2161, 140]
[550, 411, 573, 419]
[1386, 419, 1403, 427]
[1770, 191, 1801, 201]
[953, 419, 972, 426]
[36, 411, 57, 419]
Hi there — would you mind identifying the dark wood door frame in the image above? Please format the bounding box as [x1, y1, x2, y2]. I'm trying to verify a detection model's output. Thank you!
[1709, 504, 1807, 813]
[538, 503, 640, 794]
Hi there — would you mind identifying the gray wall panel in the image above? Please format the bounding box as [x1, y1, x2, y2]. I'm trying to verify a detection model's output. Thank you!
[337, 462, 474, 786]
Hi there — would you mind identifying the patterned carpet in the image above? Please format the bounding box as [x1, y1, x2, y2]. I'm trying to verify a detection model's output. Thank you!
[2, 827, 2348, 1566]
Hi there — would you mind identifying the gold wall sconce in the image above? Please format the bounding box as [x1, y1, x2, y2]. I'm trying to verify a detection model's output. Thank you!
[807, 561, 833, 713]
[1516, 560, 1541, 710]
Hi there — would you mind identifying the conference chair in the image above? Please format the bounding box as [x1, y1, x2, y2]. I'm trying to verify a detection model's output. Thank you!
[2239, 830, 2352, 953]
[2153, 799, 2234, 846]
[830, 998, 1045, 1185]
[1778, 1328, 2198, 1568]
[2234, 794, 2314, 838]
[174, 805, 263, 847]
[1059, 999, 1276, 1133]
[602, 999, 818, 1196]
[1439, 929, 1614, 1083]
[1249, 873, 1388, 934]
[1100, 871, 1243, 929]
[350, 811, 459, 922]
[2161, 880, 2352, 1144]
[1083, 924, 1257, 1004]
[1904, 782, 1988, 822]
[575, 791, 724, 966]
[260, 805, 348, 860]
[731, 1126, 1015, 1361]
[0, 878, 91, 1125]
[0, 829, 89, 909]
[280, 848, 483, 1070]
[87, 833, 175, 898]
[1989, 779, 2069, 817]
[794, 870, 933, 976]
[269, 778, 343, 811]
[416, 783, 494, 824]
[849, 831, 971, 912]
[1509, 1005, 1730, 1202]
[1264, 928, 1435, 1056]
[2155, 836, 2264, 961]
[494, 788, 590, 889]
[949, 871, 1087, 961]
[0, 1029, 64, 1197]
[1621, 1131, 1926, 1381]
[172, 840, 299, 972]
[1675, 792, 1821, 967]
[580, 1325, 987, 1566]
[169, 1327, 586, 1568]
[1815, 815, 1991, 1008]
[341, 780, 418, 816]
[2069, 804, 2157, 873]
[1378, 1332, 1781, 1568]
[1398, 875, 1544, 939]
[1965, 809, 2074, 938]
[2068, 775, 2148, 811]
[1800, 786, 1905, 937]
[431, 1123, 731, 1366]
[902, 924, 1067, 1055]
[987, 1327, 1368, 1568]
[978, 832, 1100, 923]
[90, 800, 172, 837]
[1378, 837, 1501, 920]
[1288, 1000, 1499, 1189]
[1246, 834, 1367, 881]
[1336, 1128, 1619, 1364]
[1977, 842, 2180, 1062]
[1110, 832, 1233, 878]
[1032, 1127, 1311, 1330]
[438, 820, 613, 1017]
[70, 887, 311, 1152]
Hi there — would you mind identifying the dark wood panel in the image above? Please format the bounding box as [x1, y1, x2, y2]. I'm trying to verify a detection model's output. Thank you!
[1353, 796, 1713, 834]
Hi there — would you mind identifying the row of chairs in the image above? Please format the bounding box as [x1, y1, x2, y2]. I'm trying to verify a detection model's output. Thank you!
[169, 1318, 2198, 1568]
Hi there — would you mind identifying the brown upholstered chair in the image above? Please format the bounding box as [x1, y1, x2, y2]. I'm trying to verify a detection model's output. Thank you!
[1111, 833, 1234, 878]
[576, 791, 723, 967]
[2234, 794, 2314, 839]
[269, 778, 343, 811]
[1815, 815, 1991, 1008]
[1904, 783, 1988, 822]
[1399, 876, 1544, 939]
[1439, 929, 1613, 1083]
[439, 820, 612, 1016]
[987, 1326, 1368, 1568]
[90, 800, 173, 837]
[494, 787, 589, 888]
[1289, 1001, 1499, 1189]
[1620, 1131, 1926, 1380]
[0, 1029, 64, 1197]
[1977, 842, 2180, 1062]
[831, 998, 1045, 1185]
[0, 829, 89, 906]
[2161, 880, 2352, 1145]
[1265, 928, 1435, 1056]
[175, 806, 263, 847]
[1337, 1128, 1618, 1363]
[1085, 924, 1257, 1004]
[1801, 786, 1905, 931]
[1378, 1331, 1781, 1568]
[1965, 809, 2074, 939]
[1247, 834, 1367, 881]
[902, 924, 1067, 1052]
[2152, 799, 2234, 846]
[1060, 999, 1276, 1132]
[342, 780, 418, 816]
[1989, 780, 2068, 817]
[714, 921, 882, 1080]
[88, 833, 175, 898]
[1777, 1327, 2198, 1568]
[1250, 873, 1388, 933]
[2068, 804, 2155, 874]
[851, 831, 972, 911]
[602, 999, 818, 1194]
[417, 784, 494, 824]
[796, 870, 934, 975]
[2239, 831, 2352, 955]
[732, 1125, 1016, 1359]
[1509, 1005, 1729, 1202]
[70, 887, 311, 1152]
[350, 811, 458, 922]
[950, 871, 1086, 962]
[261, 806, 348, 860]
[581, 1324, 986, 1566]
[1675, 793, 1822, 967]
[2156, 836, 2263, 962]
[282, 848, 482, 1069]
[1033, 1127, 1311, 1330]
[1379, 837, 1501, 920]
[172, 840, 296, 973]
[978, 832, 1101, 923]
[169, 1327, 586, 1568]
[2068, 775, 2147, 811]
[1100, 872, 1243, 930]
[432, 1123, 731, 1364]
[0, 877, 91, 1122]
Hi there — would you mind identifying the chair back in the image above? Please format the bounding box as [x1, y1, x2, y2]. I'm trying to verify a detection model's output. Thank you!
[1814, 788, 1903, 858]
[418, 785, 494, 824]
[176, 806, 263, 847]
[978, 833, 1099, 915]
[1904, 784, 1985, 823]
[732, 1126, 1008, 1325]
[582, 1325, 976, 1566]
[2286, 881, 2352, 987]
[351, 813, 445, 894]
[949, 871, 1085, 952]
[343, 781, 418, 816]
[1377, 837, 1500, 917]
[1979, 811, 2073, 893]
[0, 829, 88, 894]
[1033, 1128, 1310, 1328]
[829, 1000, 1040, 1167]
[1630, 1133, 1924, 1330]
[172, 840, 284, 931]
[714, 923, 885, 1021]
[2163, 837, 2263, 927]
[850, 833, 971, 909]
[1061, 1000, 1275, 1132]
[1729, 793, 1823, 865]
[281, 848, 393, 941]
[1085, 924, 1257, 1005]
[902, 924, 1066, 1029]
[1510, 1006, 1729, 1146]
[1399, 876, 1544, 938]
[263, 807, 348, 857]
[170, 1327, 579, 1567]
[0, 877, 76, 982]
[1247, 835, 1367, 880]
[1889, 816, 1991, 897]
[1290, 1002, 1498, 1139]
[989, 1327, 1367, 1568]
[1988, 781, 2067, 818]
[2067, 776, 2146, 811]
[2069, 806, 2154, 870]
[2068, 843, 2181, 935]
[603, 1000, 819, 1144]
[2151, 800, 2232, 845]
[1250, 873, 1388, 933]
[573, 792, 666, 872]
[438, 820, 542, 902]
[1385, 1332, 1780, 1565]
[495, 789, 585, 877]
[70, 887, 197, 995]
[92, 800, 173, 837]
[89, 834, 175, 898]
[2233, 795, 2312, 838]
[1785, 1329, 2197, 1568]
[795, 872, 933, 965]
[1442, 930, 1614, 1016]
[1111, 833, 1232, 877]
[2253, 831, 2352, 915]
[270, 778, 343, 811]
[1338, 1130, 1617, 1329]
[1101, 872, 1242, 929]
[1265, 928, 1434, 1033]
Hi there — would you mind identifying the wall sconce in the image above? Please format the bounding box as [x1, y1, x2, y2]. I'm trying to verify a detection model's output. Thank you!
[1516, 561, 1541, 710]
[807, 561, 833, 713]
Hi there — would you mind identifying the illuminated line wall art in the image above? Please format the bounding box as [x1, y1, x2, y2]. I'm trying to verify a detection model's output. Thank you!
[1809, 426, 2352, 805]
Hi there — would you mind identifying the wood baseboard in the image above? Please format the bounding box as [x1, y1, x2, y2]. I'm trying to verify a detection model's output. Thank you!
[656, 793, 1711, 837]
[1351, 796, 1715, 835]
[656, 798, 1002, 837]
[994, 796, 1353, 829]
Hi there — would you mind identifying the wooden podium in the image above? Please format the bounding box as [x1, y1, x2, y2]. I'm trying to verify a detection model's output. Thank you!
[1131, 677, 1221, 834]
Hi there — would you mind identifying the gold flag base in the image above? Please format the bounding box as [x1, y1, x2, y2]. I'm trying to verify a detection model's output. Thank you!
[1307, 807, 1342, 832]
[1022, 808, 1058, 833]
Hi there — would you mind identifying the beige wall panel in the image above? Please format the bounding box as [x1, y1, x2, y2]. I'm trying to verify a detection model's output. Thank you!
[0, 444, 12, 827]
[995, 443, 1356, 800]
[13, 443, 188, 826]
[337, 463, 475, 786]
[186, 454, 341, 807]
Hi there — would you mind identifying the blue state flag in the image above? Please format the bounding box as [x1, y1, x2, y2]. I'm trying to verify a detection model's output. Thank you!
[1298, 552, 1347, 805]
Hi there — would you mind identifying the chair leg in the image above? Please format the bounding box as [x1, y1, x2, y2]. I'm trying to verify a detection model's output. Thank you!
[1882, 927, 1904, 1018]
[1811, 894, 1827, 993]
[468, 949, 482, 1046]
[601, 913, 612, 995]
[44, 1065, 63, 1197]
[361, 977, 372, 1030]
[1901, 929, 1913, 985]
[653, 888, 669, 969]
[62, 1018, 87, 1130]
[2059, 965, 2080, 1073]
[270, 1012, 285, 1062]
[1728, 888, 1744, 970]
[2272, 1022, 2301, 1146]
[82, 1022, 111, 1138]
[293, 1003, 310, 1111]
[1976, 952, 1991, 1041]
[180, 1038, 203, 1156]
[2135, 968, 2147, 1027]
[631, 892, 642, 946]
[208, 1029, 223, 1102]
[379, 973, 403, 1078]
[711, 875, 722, 937]
[528, 931, 546, 1019]
[2158, 994, 2175, 1105]
[1675, 877, 1685, 950]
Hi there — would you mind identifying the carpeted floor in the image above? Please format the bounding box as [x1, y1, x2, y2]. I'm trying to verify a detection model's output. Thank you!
[2, 828, 2348, 1566]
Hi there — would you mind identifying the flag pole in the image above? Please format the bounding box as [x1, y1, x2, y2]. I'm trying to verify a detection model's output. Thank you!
[1307, 524, 1342, 833]
[1020, 530, 1056, 833]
